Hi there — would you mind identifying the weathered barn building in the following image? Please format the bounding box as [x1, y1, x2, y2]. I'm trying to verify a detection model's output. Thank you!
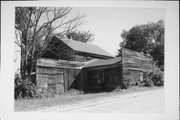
[36, 36, 154, 93]
[80, 57, 122, 92]
[36, 36, 113, 93]
[75, 48, 154, 92]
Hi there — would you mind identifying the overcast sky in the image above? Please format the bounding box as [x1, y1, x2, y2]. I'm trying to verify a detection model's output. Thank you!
[72, 7, 165, 56]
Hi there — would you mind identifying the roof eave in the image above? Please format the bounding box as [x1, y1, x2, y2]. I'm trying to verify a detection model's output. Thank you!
[84, 62, 121, 70]
[75, 51, 114, 59]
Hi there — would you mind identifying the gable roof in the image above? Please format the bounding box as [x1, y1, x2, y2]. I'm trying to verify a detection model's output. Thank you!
[54, 36, 114, 58]
[84, 57, 121, 68]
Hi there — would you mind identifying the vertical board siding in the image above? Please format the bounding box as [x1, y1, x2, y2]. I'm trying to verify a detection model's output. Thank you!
[64, 69, 68, 92]
[64, 69, 81, 90]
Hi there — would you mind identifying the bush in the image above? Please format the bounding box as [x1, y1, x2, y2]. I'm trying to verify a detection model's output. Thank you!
[141, 72, 154, 87]
[151, 71, 164, 86]
[14, 73, 36, 99]
[15, 73, 59, 99]
[140, 70, 164, 87]
[122, 78, 130, 89]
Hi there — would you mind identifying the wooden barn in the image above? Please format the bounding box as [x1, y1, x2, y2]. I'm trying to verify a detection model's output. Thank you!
[36, 36, 113, 93]
[35, 36, 154, 93]
[80, 57, 122, 92]
[76, 48, 154, 92]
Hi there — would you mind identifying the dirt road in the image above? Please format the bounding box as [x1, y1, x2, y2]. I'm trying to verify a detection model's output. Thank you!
[36, 88, 164, 113]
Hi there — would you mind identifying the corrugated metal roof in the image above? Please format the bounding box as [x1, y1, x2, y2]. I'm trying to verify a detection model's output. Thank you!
[84, 57, 121, 68]
[54, 36, 114, 58]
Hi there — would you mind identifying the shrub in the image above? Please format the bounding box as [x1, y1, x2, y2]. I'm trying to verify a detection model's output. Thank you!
[14, 73, 36, 99]
[151, 71, 164, 86]
[122, 78, 130, 89]
[141, 72, 154, 87]
[140, 70, 164, 87]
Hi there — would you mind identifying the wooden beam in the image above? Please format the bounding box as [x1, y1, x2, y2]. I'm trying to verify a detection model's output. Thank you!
[37, 58, 84, 69]
[85, 63, 121, 71]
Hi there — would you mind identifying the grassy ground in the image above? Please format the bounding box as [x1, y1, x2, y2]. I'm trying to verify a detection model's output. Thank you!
[14, 86, 163, 111]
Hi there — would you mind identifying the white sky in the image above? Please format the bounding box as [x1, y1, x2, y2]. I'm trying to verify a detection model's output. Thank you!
[72, 7, 165, 56]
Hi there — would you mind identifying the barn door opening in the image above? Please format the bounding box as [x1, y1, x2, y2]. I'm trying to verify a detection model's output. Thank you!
[97, 70, 104, 91]
[87, 70, 98, 91]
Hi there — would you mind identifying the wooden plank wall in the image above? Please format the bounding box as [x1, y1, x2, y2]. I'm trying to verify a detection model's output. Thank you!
[121, 48, 153, 85]
[36, 66, 64, 93]
[37, 58, 85, 68]
[122, 48, 153, 71]
[36, 58, 83, 94]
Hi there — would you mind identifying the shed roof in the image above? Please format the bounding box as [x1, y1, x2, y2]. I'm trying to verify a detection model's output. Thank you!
[54, 36, 114, 58]
[84, 57, 121, 68]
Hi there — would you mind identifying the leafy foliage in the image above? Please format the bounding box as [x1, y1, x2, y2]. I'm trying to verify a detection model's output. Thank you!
[122, 77, 131, 89]
[118, 20, 164, 68]
[141, 72, 154, 87]
[66, 31, 94, 43]
[122, 68, 164, 89]
[139, 70, 164, 87]
[14, 73, 36, 99]
[14, 73, 56, 99]
[151, 71, 164, 86]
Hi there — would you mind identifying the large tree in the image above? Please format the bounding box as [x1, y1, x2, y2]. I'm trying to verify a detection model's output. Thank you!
[15, 7, 83, 80]
[118, 20, 164, 68]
